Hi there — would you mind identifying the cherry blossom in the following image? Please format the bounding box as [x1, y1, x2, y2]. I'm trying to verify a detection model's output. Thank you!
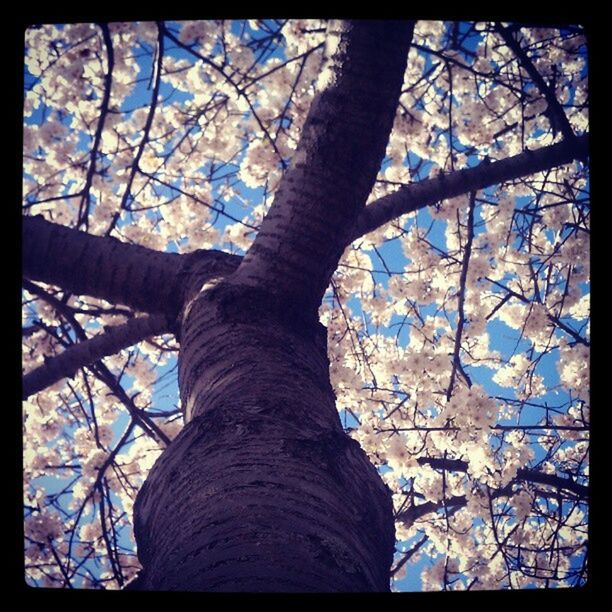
[23, 19, 589, 590]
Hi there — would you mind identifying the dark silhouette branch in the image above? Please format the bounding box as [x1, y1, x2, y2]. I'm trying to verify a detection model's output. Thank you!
[397, 462, 587, 529]
[108, 23, 165, 235]
[390, 534, 429, 577]
[138, 169, 258, 230]
[23, 130, 588, 322]
[495, 23, 575, 142]
[160, 22, 287, 169]
[23, 314, 171, 399]
[23, 215, 182, 315]
[351, 133, 588, 241]
[485, 277, 590, 346]
[77, 23, 114, 231]
[446, 191, 476, 400]
[23, 280, 171, 445]
[417, 455, 587, 499]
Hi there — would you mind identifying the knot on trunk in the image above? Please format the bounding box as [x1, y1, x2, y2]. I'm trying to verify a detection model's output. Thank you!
[185, 277, 327, 349]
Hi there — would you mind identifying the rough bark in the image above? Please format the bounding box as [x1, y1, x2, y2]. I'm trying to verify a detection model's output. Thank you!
[23, 215, 183, 315]
[134, 420, 394, 591]
[233, 21, 414, 314]
[351, 133, 589, 241]
[131, 20, 414, 592]
[22, 215, 241, 318]
[132, 277, 396, 591]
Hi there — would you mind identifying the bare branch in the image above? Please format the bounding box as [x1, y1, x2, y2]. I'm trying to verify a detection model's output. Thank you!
[397, 461, 587, 529]
[351, 134, 588, 241]
[391, 534, 429, 577]
[417, 456, 588, 499]
[23, 216, 239, 319]
[22, 280, 171, 445]
[447, 192, 476, 400]
[77, 23, 114, 231]
[495, 23, 575, 141]
[108, 23, 164, 234]
[23, 314, 171, 399]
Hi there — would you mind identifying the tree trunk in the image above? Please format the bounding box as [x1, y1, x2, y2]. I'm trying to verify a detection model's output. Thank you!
[131, 21, 413, 591]
[133, 280, 395, 591]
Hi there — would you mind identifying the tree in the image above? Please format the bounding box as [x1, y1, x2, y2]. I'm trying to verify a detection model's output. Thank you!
[22, 19, 589, 591]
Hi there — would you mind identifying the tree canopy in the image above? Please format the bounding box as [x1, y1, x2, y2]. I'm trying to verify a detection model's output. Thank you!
[22, 20, 589, 590]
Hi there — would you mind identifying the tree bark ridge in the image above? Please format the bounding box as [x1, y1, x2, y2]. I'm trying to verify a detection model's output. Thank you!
[134, 406, 395, 591]
[233, 21, 415, 314]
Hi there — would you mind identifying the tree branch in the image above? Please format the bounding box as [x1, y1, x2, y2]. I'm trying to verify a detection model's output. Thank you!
[397, 459, 588, 529]
[160, 22, 287, 169]
[485, 277, 590, 346]
[351, 134, 588, 242]
[23, 216, 239, 318]
[77, 23, 114, 231]
[22, 280, 171, 445]
[446, 192, 476, 400]
[23, 314, 171, 399]
[397, 494, 468, 529]
[495, 23, 575, 142]
[390, 533, 429, 577]
[24, 133, 587, 321]
[108, 23, 164, 235]
[233, 20, 415, 315]
[417, 456, 588, 499]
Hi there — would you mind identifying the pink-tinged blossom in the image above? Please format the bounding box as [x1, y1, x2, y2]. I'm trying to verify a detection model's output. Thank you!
[23, 19, 589, 591]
